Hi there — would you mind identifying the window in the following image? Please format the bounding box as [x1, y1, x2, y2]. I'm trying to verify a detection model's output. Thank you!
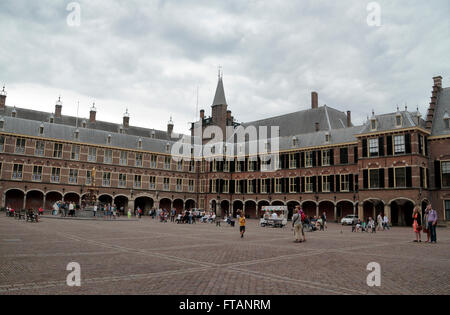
[340, 148, 348, 164]
[0, 120, 4, 129]
[134, 175, 142, 189]
[200, 180, 206, 193]
[176, 179, 182, 191]
[104, 149, 113, 164]
[236, 159, 242, 172]
[86, 171, 92, 185]
[35, 141, 45, 157]
[138, 139, 142, 149]
[211, 160, 217, 172]
[0, 136, 4, 152]
[289, 153, 297, 169]
[289, 178, 296, 193]
[222, 180, 228, 193]
[445, 200, 450, 221]
[149, 176, 156, 190]
[120, 151, 128, 166]
[369, 139, 379, 157]
[32, 166, 42, 182]
[445, 119, 450, 129]
[211, 180, 217, 193]
[51, 168, 61, 183]
[189, 180, 195, 192]
[88, 147, 97, 162]
[107, 135, 112, 144]
[305, 151, 313, 168]
[394, 135, 405, 154]
[201, 161, 206, 173]
[394, 168, 406, 188]
[164, 157, 171, 170]
[248, 159, 256, 172]
[235, 180, 241, 194]
[15, 138, 26, 154]
[248, 180, 254, 193]
[53, 143, 63, 158]
[177, 161, 183, 171]
[305, 177, 314, 193]
[163, 178, 170, 190]
[370, 119, 377, 131]
[39, 125, 44, 135]
[442, 162, 450, 187]
[341, 174, 350, 192]
[12, 164, 23, 180]
[189, 161, 195, 172]
[322, 176, 331, 192]
[369, 169, 380, 189]
[71, 145, 80, 160]
[69, 169, 78, 184]
[119, 174, 127, 188]
[322, 150, 331, 166]
[260, 179, 268, 193]
[274, 178, 282, 193]
[396, 114, 402, 127]
[150, 155, 157, 168]
[103, 172, 111, 186]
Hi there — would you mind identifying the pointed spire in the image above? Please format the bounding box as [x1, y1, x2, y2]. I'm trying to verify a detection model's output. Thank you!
[0, 85, 6, 96]
[212, 74, 227, 106]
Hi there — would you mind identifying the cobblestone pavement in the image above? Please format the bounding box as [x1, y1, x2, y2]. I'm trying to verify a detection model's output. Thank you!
[0, 216, 449, 295]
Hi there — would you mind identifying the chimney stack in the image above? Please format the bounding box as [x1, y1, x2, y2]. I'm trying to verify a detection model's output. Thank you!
[433, 76, 443, 89]
[347, 111, 352, 127]
[89, 103, 97, 123]
[200, 109, 205, 120]
[0, 86, 6, 110]
[315, 122, 320, 132]
[55, 97, 62, 118]
[123, 109, 130, 128]
[311, 92, 318, 109]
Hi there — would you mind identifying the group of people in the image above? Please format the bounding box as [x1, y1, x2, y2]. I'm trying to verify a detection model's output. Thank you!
[353, 214, 389, 233]
[412, 204, 438, 243]
[5, 206, 41, 222]
[52, 201, 80, 217]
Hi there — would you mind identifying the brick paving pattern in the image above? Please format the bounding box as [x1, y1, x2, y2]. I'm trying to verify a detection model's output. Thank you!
[0, 216, 449, 295]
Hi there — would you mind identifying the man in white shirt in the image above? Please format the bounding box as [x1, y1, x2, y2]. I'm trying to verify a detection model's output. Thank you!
[271, 212, 278, 220]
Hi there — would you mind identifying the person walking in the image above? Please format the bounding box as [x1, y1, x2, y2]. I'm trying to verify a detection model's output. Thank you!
[412, 206, 422, 243]
[423, 207, 430, 243]
[426, 204, 438, 243]
[321, 211, 327, 230]
[292, 206, 306, 243]
[93, 204, 97, 217]
[377, 213, 384, 231]
[239, 211, 246, 238]
[383, 214, 390, 230]
[171, 208, 176, 223]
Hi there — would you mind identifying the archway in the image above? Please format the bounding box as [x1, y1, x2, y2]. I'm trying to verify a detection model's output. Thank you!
[45, 191, 63, 210]
[159, 198, 172, 211]
[64, 193, 80, 204]
[135, 196, 154, 213]
[114, 195, 129, 214]
[272, 200, 285, 206]
[287, 201, 300, 220]
[25, 190, 44, 210]
[257, 200, 270, 219]
[233, 200, 244, 218]
[220, 200, 230, 217]
[5, 189, 25, 210]
[363, 199, 384, 222]
[173, 199, 184, 214]
[302, 201, 317, 219]
[185, 199, 196, 211]
[244, 200, 257, 219]
[210, 200, 217, 213]
[337, 201, 354, 222]
[390, 199, 415, 227]
[98, 194, 113, 205]
[319, 201, 335, 221]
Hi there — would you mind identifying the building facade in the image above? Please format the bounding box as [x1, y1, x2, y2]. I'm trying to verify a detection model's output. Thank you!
[0, 76, 449, 225]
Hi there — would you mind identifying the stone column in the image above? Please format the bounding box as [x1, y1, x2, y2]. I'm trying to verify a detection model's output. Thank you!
[2, 192, 6, 208]
[353, 203, 357, 216]
[43, 194, 47, 210]
[154, 200, 160, 209]
[316, 204, 319, 218]
[384, 204, 391, 222]
[373, 204, 376, 219]
[128, 199, 135, 212]
[358, 204, 364, 220]
[334, 204, 337, 222]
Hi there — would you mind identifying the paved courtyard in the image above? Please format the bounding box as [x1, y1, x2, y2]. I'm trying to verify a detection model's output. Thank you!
[0, 215, 449, 295]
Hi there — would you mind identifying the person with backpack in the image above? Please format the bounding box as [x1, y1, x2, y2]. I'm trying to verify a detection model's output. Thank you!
[292, 206, 306, 243]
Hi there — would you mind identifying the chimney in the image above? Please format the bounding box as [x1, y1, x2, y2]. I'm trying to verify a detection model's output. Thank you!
[200, 109, 205, 120]
[55, 97, 62, 118]
[123, 109, 130, 128]
[315, 122, 320, 132]
[311, 92, 318, 109]
[347, 111, 352, 127]
[167, 117, 174, 138]
[227, 110, 232, 120]
[89, 103, 97, 123]
[433, 76, 443, 89]
[0, 86, 6, 110]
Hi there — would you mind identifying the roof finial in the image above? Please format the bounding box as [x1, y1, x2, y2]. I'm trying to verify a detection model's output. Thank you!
[218, 65, 223, 79]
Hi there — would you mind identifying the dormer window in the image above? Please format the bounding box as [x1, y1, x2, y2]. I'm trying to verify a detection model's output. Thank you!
[119, 127, 124, 134]
[396, 113, 402, 127]
[138, 138, 143, 149]
[49, 115, 54, 123]
[82, 120, 87, 128]
[292, 137, 299, 147]
[39, 125, 44, 135]
[166, 143, 170, 153]
[107, 134, 112, 145]
[325, 132, 330, 143]
[12, 108, 17, 118]
[151, 130, 156, 139]
[370, 119, 377, 131]
[0, 118, 4, 129]
[74, 129, 80, 140]
[444, 112, 450, 129]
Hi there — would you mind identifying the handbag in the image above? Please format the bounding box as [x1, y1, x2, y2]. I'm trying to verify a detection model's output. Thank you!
[417, 225, 422, 232]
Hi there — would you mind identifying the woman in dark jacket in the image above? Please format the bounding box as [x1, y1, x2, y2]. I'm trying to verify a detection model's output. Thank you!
[412, 206, 422, 243]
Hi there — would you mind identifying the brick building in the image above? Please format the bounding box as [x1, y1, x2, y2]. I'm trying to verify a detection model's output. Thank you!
[0, 76, 449, 225]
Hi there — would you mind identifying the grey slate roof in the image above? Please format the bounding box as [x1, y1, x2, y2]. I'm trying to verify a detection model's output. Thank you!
[0, 116, 176, 154]
[242, 105, 351, 137]
[0, 106, 181, 141]
[358, 111, 426, 134]
[431, 87, 450, 137]
[212, 77, 227, 106]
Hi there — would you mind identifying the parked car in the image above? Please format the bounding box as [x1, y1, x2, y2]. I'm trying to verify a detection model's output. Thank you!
[341, 214, 358, 225]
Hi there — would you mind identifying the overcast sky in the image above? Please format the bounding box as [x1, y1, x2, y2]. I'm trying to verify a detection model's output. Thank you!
[0, 0, 449, 134]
